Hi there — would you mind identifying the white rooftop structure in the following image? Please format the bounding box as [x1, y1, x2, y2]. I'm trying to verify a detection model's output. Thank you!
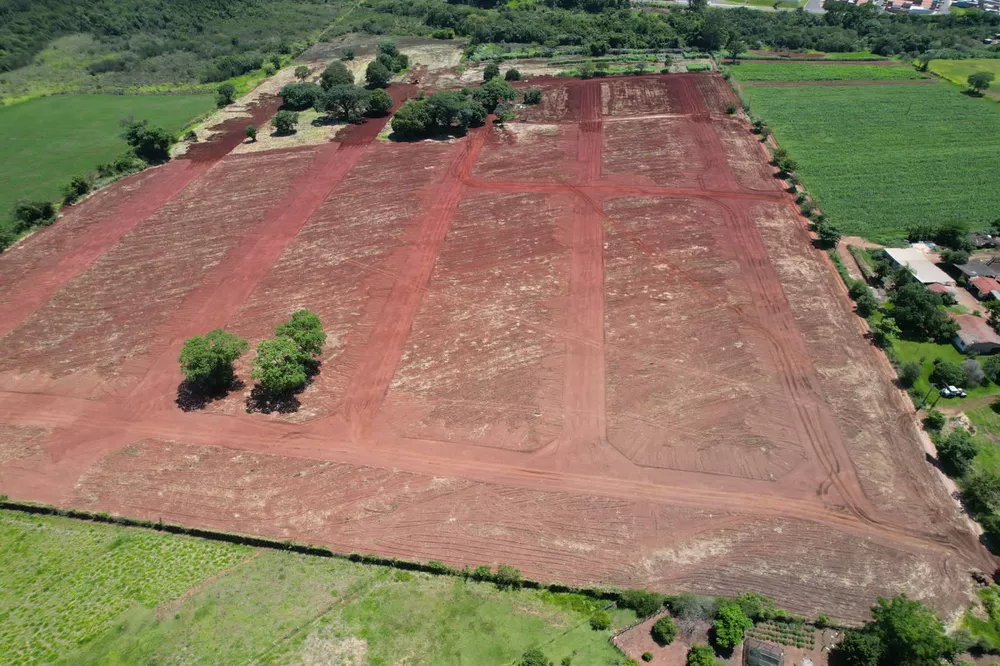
[884, 247, 956, 285]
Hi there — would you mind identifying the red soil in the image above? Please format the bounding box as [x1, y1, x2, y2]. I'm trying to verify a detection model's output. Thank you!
[0, 74, 992, 623]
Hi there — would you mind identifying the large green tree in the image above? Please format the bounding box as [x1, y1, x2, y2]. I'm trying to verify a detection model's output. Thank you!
[712, 602, 752, 650]
[832, 595, 955, 666]
[121, 119, 174, 164]
[320, 84, 371, 119]
[178, 329, 249, 392]
[365, 60, 392, 88]
[274, 309, 326, 359]
[320, 60, 353, 89]
[251, 336, 309, 395]
[889, 282, 959, 343]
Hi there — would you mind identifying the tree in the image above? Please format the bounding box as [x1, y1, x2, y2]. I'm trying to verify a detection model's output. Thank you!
[427, 90, 469, 128]
[937, 428, 977, 477]
[121, 119, 174, 163]
[590, 610, 612, 630]
[251, 336, 308, 395]
[964, 358, 986, 387]
[366, 60, 392, 88]
[494, 102, 514, 124]
[922, 409, 946, 431]
[294, 65, 310, 80]
[968, 71, 995, 94]
[854, 289, 877, 318]
[938, 248, 969, 265]
[367, 88, 393, 115]
[274, 309, 326, 359]
[272, 110, 299, 135]
[712, 602, 752, 650]
[870, 317, 900, 348]
[216, 82, 236, 107]
[983, 355, 1000, 384]
[916, 52, 933, 72]
[178, 329, 249, 392]
[391, 99, 435, 138]
[473, 78, 517, 112]
[320, 60, 353, 89]
[898, 361, 922, 388]
[868, 595, 955, 665]
[988, 300, 1000, 330]
[889, 282, 959, 343]
[377, 40, 399, 58]
[505, 67, 521, 81]
[341, 47, 355, 61]
[377, 52, 399, 74]
[929, 359, 965, 388]
[456, 100, 487, 129]
[619, 589, 664, 618]
[321, 84, 371, 119]
[725, 33, 745, 63]
[519, 648, 547, 666]
[523, 88, 542, 105]
[245, 124, 257, 142]
[494, 564, 522, 589]
[686, 645, 719, 666]
[280, 82, 323, 110]
[963, 469, 1000, 516]
[484, 62, 501, 81]
[651, 615, 678, 645]
[12, 200, 56, 232]
[816, 221, 842, 249]
[62, 176, 90, 205]
[831, 629, 883, 666]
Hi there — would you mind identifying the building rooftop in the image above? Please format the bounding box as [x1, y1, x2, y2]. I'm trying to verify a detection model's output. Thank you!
[884, 248, 955, 285]
[951, 313, 1000, 346]
[955, 261, 999, 279]
[970, 276, 1000, 294]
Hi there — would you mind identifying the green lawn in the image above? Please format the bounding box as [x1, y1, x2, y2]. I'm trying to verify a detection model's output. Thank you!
[928, 58, 1000, 90]
[0, 93, 214, 225]
[730, 62, 923, 81]
[893, 336, 1000, 408]
[740, 82, 1000, 243]
[1, 509, 637, 665]
[966, 406, 1000, 474]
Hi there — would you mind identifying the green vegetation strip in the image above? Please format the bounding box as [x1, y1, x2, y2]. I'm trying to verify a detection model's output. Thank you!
[729, 62, 924, 82]
[740, 82, 1000, 242]
[0, 94, 214, 226]
[0, 508, 636, 665]
[928, 58, 1000, 90]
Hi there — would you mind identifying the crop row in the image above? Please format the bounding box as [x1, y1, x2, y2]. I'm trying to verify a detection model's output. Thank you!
[728, 62, 924, 82]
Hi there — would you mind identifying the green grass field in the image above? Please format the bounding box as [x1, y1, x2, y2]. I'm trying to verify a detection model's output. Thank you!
[1, 510, 637, 665]
[740, 82, 1000, 242]
[928, 58, 1000, 90]
[892, 337, 1000, 408]
[730, 62, 924, 81]
[0, 94, 213, 224]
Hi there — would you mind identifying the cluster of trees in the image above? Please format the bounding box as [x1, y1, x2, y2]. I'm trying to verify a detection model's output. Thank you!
[831, 595, 957, 665]
[178, 310, 326, 409]
[390, 79, 524, 138]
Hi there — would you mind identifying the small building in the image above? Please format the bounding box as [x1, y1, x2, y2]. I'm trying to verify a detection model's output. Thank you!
[884, 248, 956, 286]
[951, 313, 1000, 355]
[745, 639, 784, 666]
[969, 276, 1000, 300]
[955, 260, 1000, 280]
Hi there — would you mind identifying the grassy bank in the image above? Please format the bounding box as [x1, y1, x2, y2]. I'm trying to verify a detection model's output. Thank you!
[0, 509, 637, 665]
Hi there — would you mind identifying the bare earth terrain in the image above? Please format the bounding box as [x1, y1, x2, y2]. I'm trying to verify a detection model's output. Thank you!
[0, 72, 993, 623]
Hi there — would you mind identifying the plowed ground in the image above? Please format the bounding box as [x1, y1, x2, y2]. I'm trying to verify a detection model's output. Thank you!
[0, 74, 992, 623]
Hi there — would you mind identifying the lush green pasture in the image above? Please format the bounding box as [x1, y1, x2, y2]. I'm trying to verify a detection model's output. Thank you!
[0, 510, 251, 664]
[891, 337, 1000, 408]
[730, 62, 924, 81]
[928, 58, 1000, 89]
[741, 82, 1000, 242]
[1, 510, 636, 665]
[0, 93, 213, 223]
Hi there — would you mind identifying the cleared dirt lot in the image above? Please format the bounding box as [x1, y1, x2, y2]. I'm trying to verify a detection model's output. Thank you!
[0, 74, 993, 623]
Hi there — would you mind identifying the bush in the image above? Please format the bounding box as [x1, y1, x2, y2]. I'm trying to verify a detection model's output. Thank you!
[898, 361, 922, 388]
[366, 60, 392, 88]
[275, 309, 326, 358]
[937, 428, 977, 477]
[280, 82, 323, 110]
[652, 615, 678, 645]
[590, 610, 612, 630]
[642, 652, 653, 662]
[505, 67, 521, 81]
[519, 648, 547, 666]
[12, 200, 56, 232]
[251, 336, 308, 395]
[923, 409, 946, 432]
[216, 82, 236, 107]
[930, 360, 965, 388]
[431, 28, 455, 39]
[725, 103, 737, 114]
[665, 593, 719, 621]
[178, 329, 249, 392]
[736, 592, 775, 621]
[367, 88, 393, 116]
[983, 355, 1000, 385]
[939, 249, 969, 265]
[272, 110, 299, 135]
[964, 358, 986, 388]
[484, 62, 501, 81]
[0, 228, 15, 253]
[245, 125, 257, 142]
[494, 564, 522, 589]
[320, 60, 353, 89]
[712, 602, 752, 650]
[619, 589, 664, 618]
[686, 645, 718, 666]
[854, 289, 878, 318]
[294, 65, 310, 80]
[121, 119, 174, 164]
[341, 47, 355, 61]
[391, 99, 435, 138]
[62, 176, 91, 205]
[523, 88, 542, 105]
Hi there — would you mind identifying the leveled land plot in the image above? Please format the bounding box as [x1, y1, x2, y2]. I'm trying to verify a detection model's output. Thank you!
[928, 58, 1000, 90]
[741, 82, 1000, 242]
[0, 93, 213, 225]
[0, 509, 250, 665]
[0, 510, 635, 665]
[729, 62, 925, 82]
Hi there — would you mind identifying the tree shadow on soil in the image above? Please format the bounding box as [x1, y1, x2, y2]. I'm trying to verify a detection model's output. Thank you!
[244, 360, 320, 414]
[176, 379, 245, 412]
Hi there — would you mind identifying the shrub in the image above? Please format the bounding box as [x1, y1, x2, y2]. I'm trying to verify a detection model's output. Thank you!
[898, 361, 922, 388]
[686, 645, 718, 666]
[665, 593, 719, 621]
[12, 200, 56, 232]
[178, 329, 249, 392]
[725, 103, 737, 115]
[642, 652, 653, 662]
[484, 62, 500, 81]
[280, 82, 323, 110]
[0, 228, 16, 253]
[736, 592, 775, 621]
[590, 610, 612, 630]
[367, 88, 393, 116]
[366, 60, 392, 88]
[923, 409, 946, 431]
[652, 615, 678, 645]
[930, 360, 965, 388]
[964, 358, 986, 388]
[494, 564, 522, 589]
[712, 602, 752, 650]
[391, 99, 435, 138]
[983, 355, 1000, 384]
[519, 648, 547, 666]
[431, 27, 455, 39]
[121, 120, 174, 164]
[272, 110, 299, 135]
[505, 67, 521, 81]
[216, 82, 236, 107]
[262, 62, 276, 76]
[341, 47, 355, 61]
[294, 65, 310, 80]
[320, 60, 353, 89]
[245, 125, 257, 142]
[619, 589, 664, 618]
[854, 289, 878, 318]
[523, 88, 542, 105]
[937, 428, 977, 477]
[62, 175, 91, 205]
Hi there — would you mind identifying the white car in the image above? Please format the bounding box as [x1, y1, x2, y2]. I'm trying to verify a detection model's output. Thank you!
[940, 386, 967, 398]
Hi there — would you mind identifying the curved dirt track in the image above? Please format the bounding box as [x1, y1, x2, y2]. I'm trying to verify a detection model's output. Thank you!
[0, 74, 992, 622]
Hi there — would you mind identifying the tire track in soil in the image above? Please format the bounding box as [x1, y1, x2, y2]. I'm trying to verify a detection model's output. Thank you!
[122, 141, 371, 415]
[562, 80, 608, 451]
[0, 98, 282, 341]
[341, 130, 487, 440]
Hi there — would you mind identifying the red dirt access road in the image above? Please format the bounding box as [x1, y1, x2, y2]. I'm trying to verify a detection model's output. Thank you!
[0, 74, 992, 622]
